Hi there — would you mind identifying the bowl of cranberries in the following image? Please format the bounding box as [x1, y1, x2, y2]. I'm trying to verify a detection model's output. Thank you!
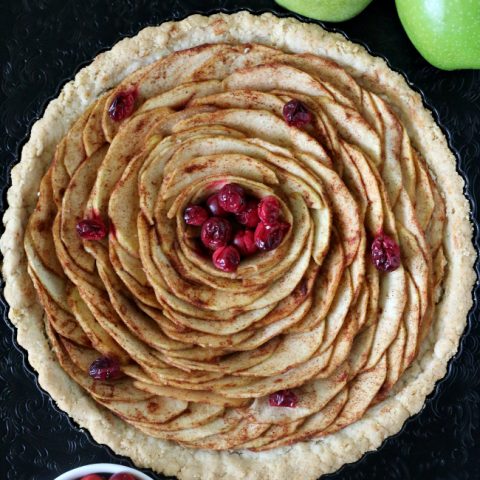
[183, 183, 291, 273]
[54, 463, 154, 480]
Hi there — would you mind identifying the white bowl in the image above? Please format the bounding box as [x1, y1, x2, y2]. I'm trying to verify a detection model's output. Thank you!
[54, 463, 155, 480]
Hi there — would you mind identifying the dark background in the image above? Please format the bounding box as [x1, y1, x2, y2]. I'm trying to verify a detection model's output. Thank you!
[1, 1, 479, 479]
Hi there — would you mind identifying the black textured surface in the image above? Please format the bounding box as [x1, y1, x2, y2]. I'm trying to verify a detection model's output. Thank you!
[1, 1, 479, 479]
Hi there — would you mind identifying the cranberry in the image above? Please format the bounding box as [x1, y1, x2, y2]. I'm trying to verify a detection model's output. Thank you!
[108, 88, 138, 122]
[233, 230, 258, 257]
[88, 356, 122, 381]
[212, 246, 240, 272]
[80, 476, 105, 480]
[206, 194, 228, 217]
[218, 183, 247, 213]
[371, 233, 401, 272]
[184, 205, 209, 226]
[258, 196, 281, 226]
[76, 216, 108, 240]
[236, 198, 260, 228]
[254, 221, 290, 251]
[109, 474, 137, 480]
[201, 217, 232, 250]
[269, 390, 298, 408]
[283, 100, 312, 128]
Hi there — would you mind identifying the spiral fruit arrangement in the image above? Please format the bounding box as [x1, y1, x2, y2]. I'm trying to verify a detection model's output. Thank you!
[25, 42, 446, 450]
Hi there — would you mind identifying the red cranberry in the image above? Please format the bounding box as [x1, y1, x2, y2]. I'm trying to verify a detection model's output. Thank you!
[206, 194, 228, 217]
[108, 88, 138, 122]
[258, 196, 281, 226]
[88, 356, 122, 381]
[109, 474, 137, 480]
[201, 217, 232, 250]
[269, 390, 298, 408]
[371, 233, 401, 272]
[283, 100, 312, 128]
[80, 476, 105, 480]
[76, 216, 108, 240]
[233, 230, 258, 256]
[184, 205, 209, 226]
[212, 246, 240, 272]
[236, 198, 260, 228]
[218, 183, 247, 213]
[254, 221, 290, 251]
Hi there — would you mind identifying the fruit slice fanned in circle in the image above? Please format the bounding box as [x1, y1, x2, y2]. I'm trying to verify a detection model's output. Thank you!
[24, 41, 448, 451]
[60, 145, 108, 272]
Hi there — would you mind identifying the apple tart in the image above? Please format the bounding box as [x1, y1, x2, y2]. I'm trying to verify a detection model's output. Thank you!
[1, 12, 475, 480]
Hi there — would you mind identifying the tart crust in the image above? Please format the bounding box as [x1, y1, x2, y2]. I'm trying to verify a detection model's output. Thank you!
[1, 12, 475, 480]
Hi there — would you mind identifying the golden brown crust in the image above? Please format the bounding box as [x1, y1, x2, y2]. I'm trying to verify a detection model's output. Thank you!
[1, 12, 475, 480]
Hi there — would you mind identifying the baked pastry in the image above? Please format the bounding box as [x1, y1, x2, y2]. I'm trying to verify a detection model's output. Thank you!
[1, 11, 475, 479]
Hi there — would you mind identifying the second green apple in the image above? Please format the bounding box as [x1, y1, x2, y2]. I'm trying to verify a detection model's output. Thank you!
[396, 0, 480, 70]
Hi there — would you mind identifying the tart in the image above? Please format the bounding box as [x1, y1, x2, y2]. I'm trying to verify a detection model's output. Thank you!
[0, 11, 476, 480]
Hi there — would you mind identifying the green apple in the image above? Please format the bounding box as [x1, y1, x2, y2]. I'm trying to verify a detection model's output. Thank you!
[274, 0, 373, 22]
[396, 0, 480, 70]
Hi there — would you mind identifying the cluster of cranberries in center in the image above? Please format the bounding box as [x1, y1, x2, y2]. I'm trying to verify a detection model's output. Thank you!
[183, 183, 290, 273]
